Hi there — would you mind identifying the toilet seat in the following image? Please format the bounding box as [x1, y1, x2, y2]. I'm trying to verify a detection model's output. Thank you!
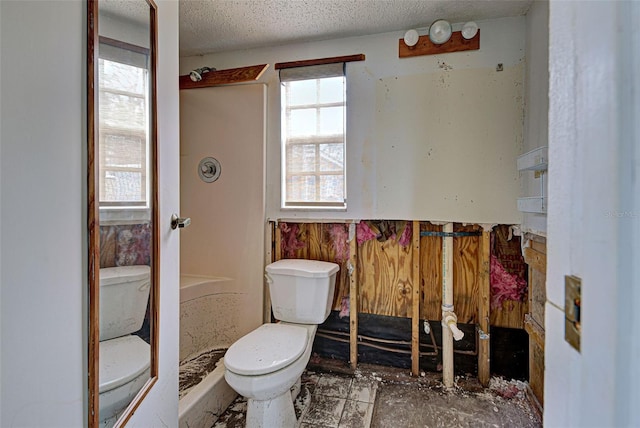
[100, 335, 150, 393]
[224, 323, 307, 376]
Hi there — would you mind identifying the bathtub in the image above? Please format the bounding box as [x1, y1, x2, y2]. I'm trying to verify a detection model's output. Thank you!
[178, 274, 241, 428]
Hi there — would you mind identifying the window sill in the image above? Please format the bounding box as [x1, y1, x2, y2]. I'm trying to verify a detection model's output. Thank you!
[100, 207, 151, 225]
[280, 205, 347, 212]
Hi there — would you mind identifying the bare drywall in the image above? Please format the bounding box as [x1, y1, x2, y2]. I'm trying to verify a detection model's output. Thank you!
[180, 17, 525, 224]
[374, 64, 523, 223]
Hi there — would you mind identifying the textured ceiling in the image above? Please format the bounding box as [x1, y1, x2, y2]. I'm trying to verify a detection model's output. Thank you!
[179, 0, 532, 56]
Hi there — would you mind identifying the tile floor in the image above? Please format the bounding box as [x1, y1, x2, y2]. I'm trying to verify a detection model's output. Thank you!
[212, 363, 541, 428]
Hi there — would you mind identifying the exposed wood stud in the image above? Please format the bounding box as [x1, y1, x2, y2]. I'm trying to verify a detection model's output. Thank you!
[524, 247, 546, 274]
[411, 221, 421, 376]
[349, 223, 359, 370]
[478, 231, 491, 387]
[179, 64, 269, 89]
[275, 223, 282, 261]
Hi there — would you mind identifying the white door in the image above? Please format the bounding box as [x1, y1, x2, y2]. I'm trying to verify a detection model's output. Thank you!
[126, 1, 181, 426]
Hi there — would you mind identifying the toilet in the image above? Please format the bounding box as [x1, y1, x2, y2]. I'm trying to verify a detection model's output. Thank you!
[98, 265, 151, 424]
[224, 259, 339, 428]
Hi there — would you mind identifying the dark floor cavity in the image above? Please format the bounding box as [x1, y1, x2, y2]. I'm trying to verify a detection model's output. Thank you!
[179, 348, 226, 399]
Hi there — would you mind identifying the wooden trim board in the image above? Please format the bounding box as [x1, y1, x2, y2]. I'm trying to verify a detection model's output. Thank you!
[275, 54, 365, 70]
[179, 64, 269, 89]
[399, 30, 480, 58]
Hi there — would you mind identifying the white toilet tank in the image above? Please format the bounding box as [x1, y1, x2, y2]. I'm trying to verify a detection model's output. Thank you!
[99, 265, 151, 341]
[265, 259, 339, 324]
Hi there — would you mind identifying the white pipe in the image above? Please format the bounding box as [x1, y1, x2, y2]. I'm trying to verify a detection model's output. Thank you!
[441, 223, 465, 388]
[442, 222, 454, 387]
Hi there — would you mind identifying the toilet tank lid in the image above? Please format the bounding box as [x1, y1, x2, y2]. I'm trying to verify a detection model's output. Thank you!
[266, 259, 339, 278]
[224, 323, 307, 376]
[100, 265, 150, 286]
[99, 335, 150, 394]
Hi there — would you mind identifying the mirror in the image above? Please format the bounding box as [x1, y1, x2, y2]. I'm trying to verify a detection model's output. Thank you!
[88, 0, 158, 426]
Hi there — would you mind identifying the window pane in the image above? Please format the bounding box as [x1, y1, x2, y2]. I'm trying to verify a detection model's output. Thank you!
[102, 171, 143, 202]
[319, 77, 344, 104]
[319, 143, 343, 172]
[100, 59, 146, 94]
[287, 80, 317, 106]
[288, 108, 317, 136]
[103, 134, 144, 168]
[287, 144, 316, 173]
[319, 175, 344, 202]
[318, 106, 343, 135]
[288, 175, 316, 201]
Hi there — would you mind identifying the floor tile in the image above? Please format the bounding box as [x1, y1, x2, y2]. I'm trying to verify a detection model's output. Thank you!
[314, 374, 353, 399]
[338, 400, 374, 428]
[348, 377, 378, 403]
[300, 395, 346, 428]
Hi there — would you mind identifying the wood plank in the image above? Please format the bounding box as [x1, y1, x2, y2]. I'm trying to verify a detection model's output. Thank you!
[453, 224, 480, 324]
[399, 30, 480, 58]
[524, 314, 545, 349]
[411, 221, 421, 376]
[358, 236, 413, 317]
[349, 224, 358, 370]
[179, 64, 269, 89]
[275, 223, 282, 261]
[490, 300, 527, 328]
[529, 339, 545, 408]
[275, 54, 365, 70]
[478, 231, 491, 387]
[524, 247, 546, 274]
[420, 223, 442, 320]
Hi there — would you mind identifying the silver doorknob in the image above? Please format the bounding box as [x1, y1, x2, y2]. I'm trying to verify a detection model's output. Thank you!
[171, 214, 191, 230]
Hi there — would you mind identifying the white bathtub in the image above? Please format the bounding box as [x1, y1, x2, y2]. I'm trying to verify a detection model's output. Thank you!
[178, 275, 240, 428]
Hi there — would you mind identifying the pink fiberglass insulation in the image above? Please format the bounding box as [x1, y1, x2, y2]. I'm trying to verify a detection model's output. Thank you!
[280, 222, 306, 258]
[490, 254, 527, 309]
[397, 222, 413, 247]
[339, 296, 350, 319]
[328, 223, 350, 263]
[356, 221, 378, 245]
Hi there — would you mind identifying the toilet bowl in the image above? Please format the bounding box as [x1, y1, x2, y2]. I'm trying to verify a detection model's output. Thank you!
[224, 259, 339, 428]
[98, 265, 151, 423]
[99, 335, 150, 422]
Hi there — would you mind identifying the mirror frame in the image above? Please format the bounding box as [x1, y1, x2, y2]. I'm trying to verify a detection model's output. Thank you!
[87, 0, 159, 426]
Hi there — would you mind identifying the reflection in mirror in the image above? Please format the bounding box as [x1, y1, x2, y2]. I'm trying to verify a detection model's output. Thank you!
[88, 0, 158, 427]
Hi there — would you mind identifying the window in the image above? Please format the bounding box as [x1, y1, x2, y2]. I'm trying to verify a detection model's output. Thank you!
[281, 64, 346, 209]
[98, 41, 150, 209]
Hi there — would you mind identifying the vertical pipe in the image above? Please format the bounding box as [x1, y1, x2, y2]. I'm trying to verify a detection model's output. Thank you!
[442, 222, 454, 387]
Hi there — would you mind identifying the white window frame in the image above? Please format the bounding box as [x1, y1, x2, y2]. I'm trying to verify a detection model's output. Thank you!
[98, 38, 151, 224]
[280, 64, 347, 210]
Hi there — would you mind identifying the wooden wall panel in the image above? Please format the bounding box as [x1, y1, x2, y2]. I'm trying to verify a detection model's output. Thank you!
[279, 221, 527, 330]
[358, 237, 413, 317]
[490, 301, 527, 328]
[453, 224, 480, 324]
[420, 223, 442, 320]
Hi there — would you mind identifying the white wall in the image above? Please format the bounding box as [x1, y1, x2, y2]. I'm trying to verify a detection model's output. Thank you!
[181, 17, 526, 224]
[545, 1, 640, 426]
[0, 1, 181, 426]
[522, 0, 548, 236]
[1, 1, 86, 426]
